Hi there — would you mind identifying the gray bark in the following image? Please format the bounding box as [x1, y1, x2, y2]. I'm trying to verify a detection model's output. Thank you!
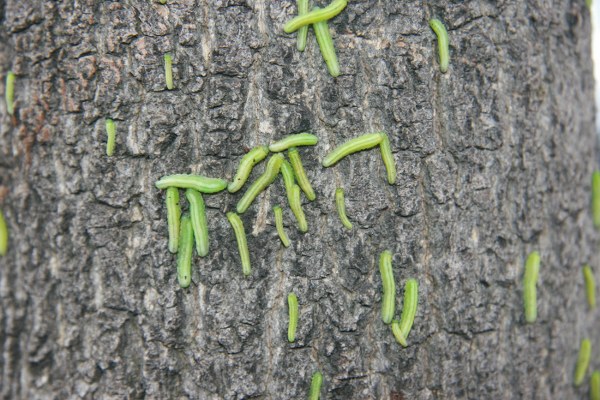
[0, 0, 597, 399]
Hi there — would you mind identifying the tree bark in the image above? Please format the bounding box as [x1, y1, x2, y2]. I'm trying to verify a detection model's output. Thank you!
[0, 0, 597, 399]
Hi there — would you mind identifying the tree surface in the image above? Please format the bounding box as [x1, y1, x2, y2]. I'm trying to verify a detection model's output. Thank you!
[0, 1, 597, 399]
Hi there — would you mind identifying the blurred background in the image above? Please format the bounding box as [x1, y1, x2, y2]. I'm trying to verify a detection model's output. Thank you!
[593, 1, 600, 132]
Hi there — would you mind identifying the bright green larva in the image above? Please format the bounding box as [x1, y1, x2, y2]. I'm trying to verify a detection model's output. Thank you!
[391, 319, 406, 347]
[523, 251, 540, 323]
[308, 371, 323, 400]
[379, 250, 395, 324]
[322, 133, 384, 167]
[165, 187, 181, 254]
[379, 133, 396, 184]
[429, 18, 449, 73]
[393, 278, 418, 347]
[5, 71, 15, 116]
[226, 212, 251, 276]
[290, 184, 308, 232]
[583, 265, 596, 309]
[155, 174, 228, 194]
[287, 292, 298, 342]
[288, 148, 316, 201]
[284, 0, 347, 33]
[186, 189, 209, 257]
[592, 170, 600, 229]
[164, 53, 173, 89]
[296, 0, 309, 51]
[280, 160, 306, 232]
[228, 146, 270, 193]
[280, 159, 296, 204]
[105, 118, 116, 156]
[177, 215, 193, 288]
[335, 188, 352, 229]
[591, 370, 600, 400]
[236, 154, 284, 214]
[0, 209, 7, 256]
[574, 338, 592, 386]
[269, 133, 318, 153]
[313, 12, 340, 77]
[273, 205, 290, 248]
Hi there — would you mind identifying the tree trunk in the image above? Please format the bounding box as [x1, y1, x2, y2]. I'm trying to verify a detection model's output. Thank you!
[0, 1, 597, 399]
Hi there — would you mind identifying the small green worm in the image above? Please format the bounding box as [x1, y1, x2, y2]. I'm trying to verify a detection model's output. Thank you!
[269, 133, 318, 153]
[322, 133, 384, 167]
[288, 147, 316, 201]
[523, 251, 540, 323]
[335, 188, 352, 229]
[280, 159, 296, 204]
[228, 145, 270, 193]
[105, 118, 116, 156]
[236, 153, 285, 214]
[309, 371, 323, 400]
[273, 205, 291, 248]
[177, 215, 193, 288]
[226, 212, 251, 276]
[391, 319, 406, 347]
[574, 338, 592, 386]
[186, 189, 209, 257]
[379, 250, 395, 324]
[583, 265, 596, 309]
[164, 53, 173, 90]
[392, 278, 418, 347]
[312, 12, 340, 78]
[5, 71, 15, 116]
[155, 174, 228, 194]
[165, 187, 181, 254]
[592, 170, 600, 229]
[296, 0, 309, 51]
[284, 0, 347, 33]
[0, 209, 7, 256]
[591, 370, 600, 400]
[379, 133, 396, 184]
[280, 160, 306, 232]
[287, 292, 298, 342]
[290, 184, 308, 232]
[429, 18, 449, 73]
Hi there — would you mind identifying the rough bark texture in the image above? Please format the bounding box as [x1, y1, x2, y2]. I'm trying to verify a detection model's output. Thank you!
[0, 1, 597, 399]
